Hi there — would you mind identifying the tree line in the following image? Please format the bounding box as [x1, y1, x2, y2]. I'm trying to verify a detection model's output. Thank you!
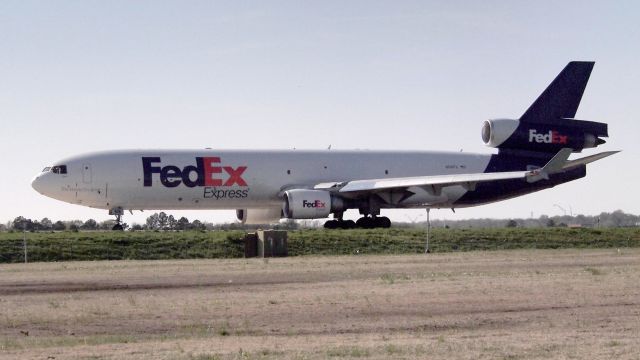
[399, 210, 640, 229]
[2, 210, 638, 232]
[2, 214, 206, 232]
[5, 216, 121, 232]
[2, 212, 299, 232]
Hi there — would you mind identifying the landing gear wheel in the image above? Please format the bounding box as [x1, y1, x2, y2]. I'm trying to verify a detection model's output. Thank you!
[355, 216, 391, 228]
[356, 217, 375, 229]
[324, 220, 338, 229]
[339, 220, 356, 229]
[324, 219, 356, 229]
[376, 216, 391, 228]
[109, 207, 125, 231]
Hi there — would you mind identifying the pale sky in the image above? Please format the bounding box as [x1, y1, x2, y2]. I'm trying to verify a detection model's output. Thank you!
[1, 1, 638, 225]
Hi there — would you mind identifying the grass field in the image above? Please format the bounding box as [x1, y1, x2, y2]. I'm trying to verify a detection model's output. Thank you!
[1, 227, 639, 263]
[1, 249, 639, 359]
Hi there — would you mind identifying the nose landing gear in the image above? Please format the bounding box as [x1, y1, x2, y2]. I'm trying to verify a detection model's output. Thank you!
[109, 207, 125, 231]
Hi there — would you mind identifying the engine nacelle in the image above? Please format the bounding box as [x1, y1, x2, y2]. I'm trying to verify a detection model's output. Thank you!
[482, 118, 607, 153]
[283, 189, 344, 219]
[481, 119, 520, 148]
[236, 208, 282, 224]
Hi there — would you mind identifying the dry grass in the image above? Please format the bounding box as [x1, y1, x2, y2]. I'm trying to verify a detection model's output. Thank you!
[1, 249, 639, 359]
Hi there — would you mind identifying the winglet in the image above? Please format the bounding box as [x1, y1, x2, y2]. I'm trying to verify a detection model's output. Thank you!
[527, 148, 572, 182]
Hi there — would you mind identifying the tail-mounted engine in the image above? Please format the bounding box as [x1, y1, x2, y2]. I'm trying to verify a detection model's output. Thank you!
[482, 118, 608, 153]
[283, 189, 344, 219]
[482, 62, 609, 154]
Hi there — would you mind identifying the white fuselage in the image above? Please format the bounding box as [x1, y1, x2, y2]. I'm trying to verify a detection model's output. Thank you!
[32, 149, 493, 211]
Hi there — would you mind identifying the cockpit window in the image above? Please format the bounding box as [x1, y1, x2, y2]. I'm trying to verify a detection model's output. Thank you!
[42, 167, 51, 173]
[51, 165, 67, 174]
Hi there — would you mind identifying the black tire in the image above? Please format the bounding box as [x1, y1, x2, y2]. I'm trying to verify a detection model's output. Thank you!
[376, 216, 391, 228]
[356, 217, 374, 229]
[324, 220, 338, 229]
[112, 224, 124, 231]
[339, 220, 356, 229]
[344, 220, 356, 229]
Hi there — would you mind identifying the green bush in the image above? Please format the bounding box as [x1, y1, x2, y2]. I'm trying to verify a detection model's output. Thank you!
[0, 227, 638, 263]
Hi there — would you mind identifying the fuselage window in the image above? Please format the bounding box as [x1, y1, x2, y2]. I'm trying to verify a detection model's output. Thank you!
[52, 165, 68, 174]
[42, 167, 51, 173]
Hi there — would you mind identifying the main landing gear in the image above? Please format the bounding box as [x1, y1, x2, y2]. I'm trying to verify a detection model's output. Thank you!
[324, 216, 391, 229]
[323, 219, 356, 229]
[109, 207, 125, 231]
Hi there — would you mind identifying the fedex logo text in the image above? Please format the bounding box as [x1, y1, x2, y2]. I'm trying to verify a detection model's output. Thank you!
[528, 129, 568, 144]
[142, 157, 248, 188]
[302, 200, 326, 208]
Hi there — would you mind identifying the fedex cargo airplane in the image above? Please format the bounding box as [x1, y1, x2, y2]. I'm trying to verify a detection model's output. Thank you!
[32, 62, 617, 230]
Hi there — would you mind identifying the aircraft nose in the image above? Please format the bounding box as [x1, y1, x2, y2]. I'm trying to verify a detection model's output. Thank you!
[31, 174, 45, 194]
[31, 176, 40, 192]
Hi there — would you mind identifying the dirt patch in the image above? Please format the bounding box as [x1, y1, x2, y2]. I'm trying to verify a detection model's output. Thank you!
[1, 249, 639, 359]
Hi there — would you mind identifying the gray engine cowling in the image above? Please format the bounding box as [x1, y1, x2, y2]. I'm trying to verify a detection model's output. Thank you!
[283, 189, 344, 219]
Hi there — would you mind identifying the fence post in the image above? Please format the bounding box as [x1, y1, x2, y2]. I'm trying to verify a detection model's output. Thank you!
[23, 225, 28, 264]
[425, 208, 431, 254]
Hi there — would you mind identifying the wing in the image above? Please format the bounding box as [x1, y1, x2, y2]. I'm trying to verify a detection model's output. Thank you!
[324, 170, 529, 194]
[314, 149, 617, 203]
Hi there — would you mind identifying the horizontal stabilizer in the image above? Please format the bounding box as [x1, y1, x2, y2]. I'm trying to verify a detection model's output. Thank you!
[563, 151, 620, 170]
[526, 148, 572, 182]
